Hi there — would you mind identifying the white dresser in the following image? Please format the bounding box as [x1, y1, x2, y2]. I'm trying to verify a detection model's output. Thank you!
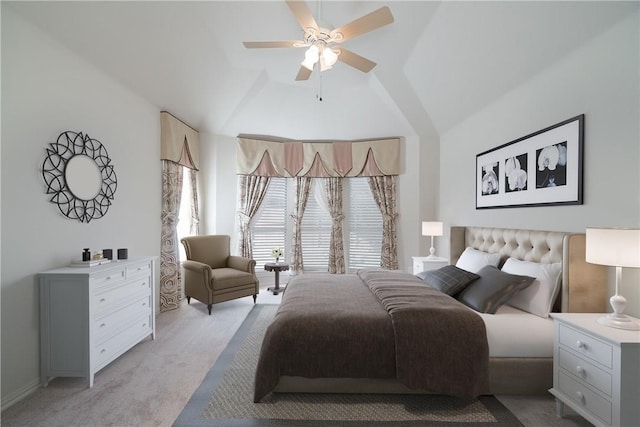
[39, 256, 156, 387]
[412, 256, 448, 274]
[549, 313, 640, 427]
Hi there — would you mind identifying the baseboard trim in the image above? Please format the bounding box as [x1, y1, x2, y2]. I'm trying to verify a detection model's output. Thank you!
[1, 378, 40, 412]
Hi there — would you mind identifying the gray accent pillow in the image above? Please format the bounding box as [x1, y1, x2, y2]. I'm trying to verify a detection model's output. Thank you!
[456, 265, 535, 314]
[416, 265, 480, 296]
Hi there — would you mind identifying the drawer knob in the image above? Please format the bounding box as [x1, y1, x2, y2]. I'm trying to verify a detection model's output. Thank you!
[100, 323, 106, 328]
[106, 276, 111, 280]
[576, 340, 586, 349]
[575, 366, 586, 378]
[100, 298, 106, 303]
[100, 349, 106, 354]
[576, 391, 585, 404]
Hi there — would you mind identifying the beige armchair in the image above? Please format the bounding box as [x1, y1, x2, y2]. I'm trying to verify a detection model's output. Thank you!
[180, 235, 259, 315]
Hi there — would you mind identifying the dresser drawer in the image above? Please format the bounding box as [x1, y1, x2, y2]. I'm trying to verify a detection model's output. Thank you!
[91, 266, 126, 290]
[559, 324, 613, 368]
[126, 260, 152, 279]
[94, 295, 152, 344]
[95, 314, 152, 370]
[94, 277, 152, 318]
[559, 347, 612, 396]
[558, 371, 612, 425]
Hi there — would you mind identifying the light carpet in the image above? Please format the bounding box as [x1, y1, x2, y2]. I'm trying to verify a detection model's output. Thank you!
[173, 304, 523, 426]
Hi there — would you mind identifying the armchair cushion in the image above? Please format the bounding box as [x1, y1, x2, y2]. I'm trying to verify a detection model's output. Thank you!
[210, 268, 256, 291]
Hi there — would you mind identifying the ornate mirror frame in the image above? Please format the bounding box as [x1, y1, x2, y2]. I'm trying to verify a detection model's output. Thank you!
[42, 131, 118, 223]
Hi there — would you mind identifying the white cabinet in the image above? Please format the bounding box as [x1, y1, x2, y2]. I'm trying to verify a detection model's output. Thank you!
[39, 256, 156, 387]
[412, 256, 448, 274]
[549, 313, 640, 427]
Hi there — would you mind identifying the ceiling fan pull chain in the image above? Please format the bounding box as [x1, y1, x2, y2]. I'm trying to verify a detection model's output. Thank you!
[316, 71, 323, 102]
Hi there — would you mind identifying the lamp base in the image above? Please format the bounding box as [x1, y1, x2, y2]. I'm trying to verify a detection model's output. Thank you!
[597, 313, 640, 330]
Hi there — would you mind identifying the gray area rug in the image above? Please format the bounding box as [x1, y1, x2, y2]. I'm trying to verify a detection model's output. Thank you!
[173, 304, 523, 426]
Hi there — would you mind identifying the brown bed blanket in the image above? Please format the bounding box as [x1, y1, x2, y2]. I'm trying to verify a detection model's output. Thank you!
[254, 269, 489, 402]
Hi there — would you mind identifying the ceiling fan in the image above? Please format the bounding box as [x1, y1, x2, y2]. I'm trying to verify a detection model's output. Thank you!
[243, 0, 394, 81]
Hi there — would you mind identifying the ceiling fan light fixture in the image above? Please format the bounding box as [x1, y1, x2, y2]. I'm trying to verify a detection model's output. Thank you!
[320, 58, 332, 72]
[301, 44, 320, 70]
[322, 47, 339, 67]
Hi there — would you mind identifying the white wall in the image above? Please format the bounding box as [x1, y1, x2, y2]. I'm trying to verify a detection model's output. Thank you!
[1, 9, 161, 408]
[439, 12, 640, 316]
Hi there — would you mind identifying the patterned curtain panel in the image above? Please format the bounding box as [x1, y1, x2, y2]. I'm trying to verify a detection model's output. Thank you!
[291, 176, 312, 274]
[368, 175, 399, 270]
[324, 177, 345, 274]
[189, 168, 200, 236]
[237, 175, 270, 258]
[160, 160, 184, 312]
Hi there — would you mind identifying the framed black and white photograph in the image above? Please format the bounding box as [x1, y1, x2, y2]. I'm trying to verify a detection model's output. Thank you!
[476, 115, 584, 209]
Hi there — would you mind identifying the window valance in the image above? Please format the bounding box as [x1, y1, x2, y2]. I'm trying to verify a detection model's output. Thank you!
[236, 136, 399, 177]
[161, 111, 200, 170]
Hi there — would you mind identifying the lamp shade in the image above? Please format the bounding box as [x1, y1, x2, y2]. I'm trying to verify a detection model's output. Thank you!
[422, 221, 443, 237]
[586, 228, 640, 268]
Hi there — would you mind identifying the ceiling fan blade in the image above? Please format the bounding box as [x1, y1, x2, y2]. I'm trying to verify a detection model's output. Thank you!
[286, 0, 318, 32]
[331, 6, 394, 42]
[336, 48, 376, 73]
[243, 41, 302, 49]
[295, 66, 313, 81]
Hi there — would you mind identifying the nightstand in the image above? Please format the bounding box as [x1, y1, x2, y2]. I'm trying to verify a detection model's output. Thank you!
[549, 313, 640, 427]
[412, 256, 448, 274]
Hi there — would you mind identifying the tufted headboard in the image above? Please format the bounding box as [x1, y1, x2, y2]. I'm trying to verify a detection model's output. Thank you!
[450, 226, 607, 313]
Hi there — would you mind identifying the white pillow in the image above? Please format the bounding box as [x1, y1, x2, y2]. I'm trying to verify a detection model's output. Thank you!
[501, 258, 562, 318]
[455, 247, 501, 273]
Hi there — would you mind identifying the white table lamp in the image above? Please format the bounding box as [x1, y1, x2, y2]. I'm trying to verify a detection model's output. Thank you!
[422, 221, 443, 259]
[586, 227, 640, 330]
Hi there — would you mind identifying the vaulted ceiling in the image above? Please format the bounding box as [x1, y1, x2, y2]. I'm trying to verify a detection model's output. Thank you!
[5, 1, 637, 140]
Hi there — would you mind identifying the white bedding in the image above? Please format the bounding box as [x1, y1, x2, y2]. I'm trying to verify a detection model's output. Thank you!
[476, 305, 554, 358]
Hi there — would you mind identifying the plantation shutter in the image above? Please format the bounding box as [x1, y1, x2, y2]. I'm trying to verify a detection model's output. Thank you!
[300, 182, 332, 272]
[252, 178, 287, 267]
[347, 178, 383, 271]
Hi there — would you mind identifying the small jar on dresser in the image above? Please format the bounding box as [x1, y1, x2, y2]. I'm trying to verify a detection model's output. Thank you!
[412, 256, 448, 275]
[549, 313, 640, 427]
[39, 256, 156, 388]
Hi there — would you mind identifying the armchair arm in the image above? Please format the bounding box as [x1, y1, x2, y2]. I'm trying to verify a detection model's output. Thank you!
[182, 260, 213, 290]
[227, 256, 256, 273]
[182, 259, 212, 274]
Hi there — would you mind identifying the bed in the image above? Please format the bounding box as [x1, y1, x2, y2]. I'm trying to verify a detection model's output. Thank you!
[254, 226, 607, 402]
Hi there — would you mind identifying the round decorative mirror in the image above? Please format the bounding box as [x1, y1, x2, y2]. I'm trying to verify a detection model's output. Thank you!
[42, 131, 118, 223]
[65, 155, 103, 200]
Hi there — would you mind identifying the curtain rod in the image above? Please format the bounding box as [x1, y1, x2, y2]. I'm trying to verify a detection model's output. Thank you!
[237, 134, 401, 143]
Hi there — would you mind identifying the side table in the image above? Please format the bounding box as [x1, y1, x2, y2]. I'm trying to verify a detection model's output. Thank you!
[549, 313, 640, 427]
[412, 256, 448, 274]
[264, 262, 290, 295]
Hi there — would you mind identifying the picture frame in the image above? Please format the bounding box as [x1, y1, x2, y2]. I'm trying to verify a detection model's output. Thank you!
[476, 114, 584, 209]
